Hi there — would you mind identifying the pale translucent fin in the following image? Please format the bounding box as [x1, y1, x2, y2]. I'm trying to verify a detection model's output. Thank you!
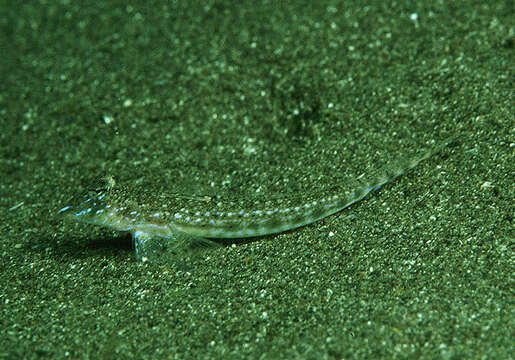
[133, 228, 222, 263]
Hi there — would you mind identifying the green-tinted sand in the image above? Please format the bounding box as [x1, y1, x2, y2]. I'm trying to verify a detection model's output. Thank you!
[1, 1, 513, 358]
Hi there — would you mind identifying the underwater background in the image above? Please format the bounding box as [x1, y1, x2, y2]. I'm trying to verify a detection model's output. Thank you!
[1, 1, 513, 358]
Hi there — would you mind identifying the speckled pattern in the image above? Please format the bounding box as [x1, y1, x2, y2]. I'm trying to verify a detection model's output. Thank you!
[59, 139, 452, 261]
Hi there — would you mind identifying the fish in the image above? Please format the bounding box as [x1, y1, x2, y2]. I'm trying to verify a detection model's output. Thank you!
[59, 138, 453, 262]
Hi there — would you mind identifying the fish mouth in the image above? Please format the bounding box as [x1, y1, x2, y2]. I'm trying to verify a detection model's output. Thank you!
[57, 205, 73, 214]
[57, 191, 109, 225]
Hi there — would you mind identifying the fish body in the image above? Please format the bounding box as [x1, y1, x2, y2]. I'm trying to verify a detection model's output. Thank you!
[59, 139, 452, 262]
